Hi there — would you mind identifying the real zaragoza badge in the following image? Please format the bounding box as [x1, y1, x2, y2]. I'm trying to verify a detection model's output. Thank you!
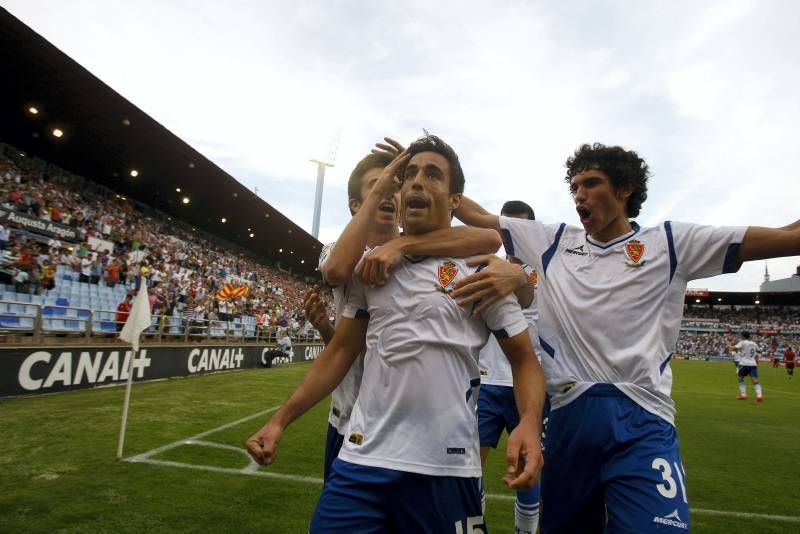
[436, 260, 459, 293]
[624, 239, 646, 267]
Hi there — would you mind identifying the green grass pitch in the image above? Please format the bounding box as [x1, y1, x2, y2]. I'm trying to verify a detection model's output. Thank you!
[1, 359, 798, 533]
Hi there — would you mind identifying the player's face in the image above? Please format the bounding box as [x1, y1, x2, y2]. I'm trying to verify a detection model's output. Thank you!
[400, 151, 461, 235]
[352, 167, 399, 228]
[569, 169, 632, 241]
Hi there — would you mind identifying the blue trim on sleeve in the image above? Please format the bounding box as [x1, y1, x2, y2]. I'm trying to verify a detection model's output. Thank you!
[491, 328, 509, 339]
[659, 353, 672, 375]
[723, 243, 742, 273]
[500, 229, 514, 257]
[538, 336, 556, 359]
[541, 223, 566, 275]
[664, 221, 677, 284]
[354, 309, 370, 320]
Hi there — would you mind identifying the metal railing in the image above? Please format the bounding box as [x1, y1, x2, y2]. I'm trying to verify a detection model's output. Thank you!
[0, 299, 322, 344]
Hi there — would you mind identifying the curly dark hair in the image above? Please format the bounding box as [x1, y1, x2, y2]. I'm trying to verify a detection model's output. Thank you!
[564, 143, 649, 218]
[406, 133, 465, 194]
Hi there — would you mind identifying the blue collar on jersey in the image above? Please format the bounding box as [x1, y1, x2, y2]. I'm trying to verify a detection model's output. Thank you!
[585, 222, 640, 249]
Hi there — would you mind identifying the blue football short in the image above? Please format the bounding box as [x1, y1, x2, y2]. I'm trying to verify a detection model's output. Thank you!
[541, 384, 690, 533]
[477, 384, 520, 448]
[323, 423, 344, 480]
[311, 459, 486, 533]
[737, 365, 758, 378]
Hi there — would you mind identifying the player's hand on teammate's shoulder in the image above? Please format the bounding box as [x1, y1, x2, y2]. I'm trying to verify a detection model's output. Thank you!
[451, 255, 530, 315]
[357, 243, 404, 286]
[503, 418, 543, 490]
[245, 421, 283, 466]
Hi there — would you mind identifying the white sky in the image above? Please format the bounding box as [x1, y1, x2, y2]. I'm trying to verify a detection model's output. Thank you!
[5, 0, 800, 291]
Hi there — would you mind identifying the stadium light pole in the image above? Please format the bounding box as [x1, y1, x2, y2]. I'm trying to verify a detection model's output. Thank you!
[309, 158, 333, 240]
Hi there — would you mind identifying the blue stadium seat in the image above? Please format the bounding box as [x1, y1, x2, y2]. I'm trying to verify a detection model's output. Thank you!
[0, 315, 20, 328]
[55, 298, 70, 307]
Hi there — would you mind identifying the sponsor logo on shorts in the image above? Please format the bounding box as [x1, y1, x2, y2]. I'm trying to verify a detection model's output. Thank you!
[348, 432, 364, 445]
[446, 447, 466, 455]
[652, 509, 688, 530]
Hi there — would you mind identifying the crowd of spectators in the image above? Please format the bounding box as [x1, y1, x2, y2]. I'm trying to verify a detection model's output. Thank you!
[682, 306, 800, 333]
[0, 148, 330, 338]
[675, 331, 797, 359]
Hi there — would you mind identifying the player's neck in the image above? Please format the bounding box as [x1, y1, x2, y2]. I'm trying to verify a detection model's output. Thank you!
[367, 227, 400, 248]
[588, 217, 633, 243]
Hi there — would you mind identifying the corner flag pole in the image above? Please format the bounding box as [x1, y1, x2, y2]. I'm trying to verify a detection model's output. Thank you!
[116, 282, 152, 459]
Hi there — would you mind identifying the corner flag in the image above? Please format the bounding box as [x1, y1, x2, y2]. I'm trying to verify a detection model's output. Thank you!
[119, 283, 152, 351]
[117, 282, 152, 459]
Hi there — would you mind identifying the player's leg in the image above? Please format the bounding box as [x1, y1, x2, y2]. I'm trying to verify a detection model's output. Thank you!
[323, 423, 345, 480]
[602, 397, 690, 534]
[736, 366, 748, 399]
[750, 368, 764, 401]
[392, 472, 486, 533]
[499, 384, 541, 534]
[477, 385, 508, 515]
[310, 459, 391, 533]
[787, 364, 794, 378]
[540, 391, 607, 534]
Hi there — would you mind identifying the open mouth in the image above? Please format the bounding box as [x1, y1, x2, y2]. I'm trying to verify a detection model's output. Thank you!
[405, 196, 429, 211]
[576, 205, 591, 222]
[378, 201, 396, 214]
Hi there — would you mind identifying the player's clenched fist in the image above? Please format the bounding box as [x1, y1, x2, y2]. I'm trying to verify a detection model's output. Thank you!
[245, 422, 283, 465]
[502, 418, 543, 489]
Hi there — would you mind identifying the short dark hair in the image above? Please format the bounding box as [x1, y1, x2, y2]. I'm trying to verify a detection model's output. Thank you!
[347, 153, 393, 215]
[564, 143, 649, 218]
[407, 134, 465, 194]
[743, 332, 751, 339]
[501, 200, 535, 220]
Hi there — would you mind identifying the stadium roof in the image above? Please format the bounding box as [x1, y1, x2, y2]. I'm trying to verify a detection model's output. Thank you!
[0, 7, 322, 276]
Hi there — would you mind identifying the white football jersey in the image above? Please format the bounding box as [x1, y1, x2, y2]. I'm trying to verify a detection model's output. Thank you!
[339, 254, 528, 478]
[319, 242, 369, 434]
[499, 217, 746, 425]
[735, 339, 758, 367]
[479, 253, 541, 387]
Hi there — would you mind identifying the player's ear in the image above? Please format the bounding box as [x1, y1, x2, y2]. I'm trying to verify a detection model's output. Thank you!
[449, 193, 462, 212]
[348, 198, 361, 215]
[615, 183, 633, 202]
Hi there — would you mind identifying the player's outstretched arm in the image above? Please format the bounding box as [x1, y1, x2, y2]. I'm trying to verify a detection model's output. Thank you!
[245, 317, 367, 465]
[454, 195, 501, 232]
[736, 222, 800, 266]
[303, 286, 334, 344]
[451, 255, 532, 315]
[357, 226, 502, 286]
[497, 332, 546, 490]
[321, 151, 410, 287]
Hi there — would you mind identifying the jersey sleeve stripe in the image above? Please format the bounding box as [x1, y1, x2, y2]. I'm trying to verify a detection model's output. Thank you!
[491, 328, 509, 339]
[541, 223, 566, 275]
[722, 243, 742, 273]
[500, 228, 514, 256]
[539, 336, 556, 359]
[664, 221, 678, 284]
[659, 352, 672, 374]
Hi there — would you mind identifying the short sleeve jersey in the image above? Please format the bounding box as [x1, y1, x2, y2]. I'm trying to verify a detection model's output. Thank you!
[734, 339, 758, 367]
[319, 241, 369, 434]
[339, 254, 528, 478]
[478, 252, 541, 387]
[499, 217, 746, 425]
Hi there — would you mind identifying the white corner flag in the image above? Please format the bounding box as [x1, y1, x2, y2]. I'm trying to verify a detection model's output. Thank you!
[117, 283, 152, 459]
[119, 283, 152, 352]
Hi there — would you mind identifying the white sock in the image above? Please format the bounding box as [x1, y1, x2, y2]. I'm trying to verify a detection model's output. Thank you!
[738, 382, 746, 396]
[515, 499, 540, 534]
[755, 383, 763, 397]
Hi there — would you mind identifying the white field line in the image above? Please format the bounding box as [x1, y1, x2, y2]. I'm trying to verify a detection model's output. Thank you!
[125, 410, 800, 525]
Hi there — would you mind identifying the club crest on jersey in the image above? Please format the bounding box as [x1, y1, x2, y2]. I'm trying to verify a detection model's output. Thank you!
[624, 240, 646, 267]
[530, 270, 538, 286]
[436, 260, 459, 293]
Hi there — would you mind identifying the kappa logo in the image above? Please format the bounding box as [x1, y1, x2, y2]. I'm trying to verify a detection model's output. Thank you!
[435, 260, 459, 293]
[652, 509, 688, 530]
[564, 244, 588, 256]
[625, 239, 646, 267]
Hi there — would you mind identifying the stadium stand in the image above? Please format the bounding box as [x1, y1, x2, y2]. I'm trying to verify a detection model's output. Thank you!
[0, 146, 329, 342]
